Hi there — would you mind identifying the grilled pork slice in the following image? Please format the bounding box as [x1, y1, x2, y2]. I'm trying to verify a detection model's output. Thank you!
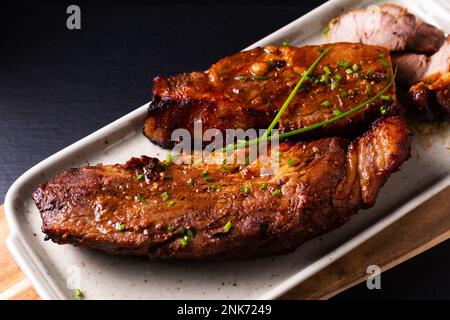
[393, 36, 450, 86]
[144, 43, 396, 148]
[33, 117, 412, 260]
[393, 53, 429, 86]
[422, 36, 450, 84]
[407, 74, 450, 121]
[394, 36, 450, 121]
[326, 3, 444, 54]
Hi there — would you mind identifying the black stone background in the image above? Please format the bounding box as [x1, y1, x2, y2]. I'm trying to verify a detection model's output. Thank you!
[1, 0, 449, 299]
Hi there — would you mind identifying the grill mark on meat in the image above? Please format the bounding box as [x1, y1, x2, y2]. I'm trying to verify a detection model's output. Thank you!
[144, 43, 396, 148]
[33, 117, 412, 260]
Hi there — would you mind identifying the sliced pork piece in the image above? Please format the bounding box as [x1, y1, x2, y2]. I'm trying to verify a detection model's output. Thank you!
[409, 19, 447, 55]
[392, 53, 429, 85]
[392, 34, 449, 85]
[422, 36, 450, 83]
[33, 117, 412, 260]
[395, 36, 450, 120]
[408, 73, 450, 121]
[327, 3, 444, 55]
[144, 43, 396, 148]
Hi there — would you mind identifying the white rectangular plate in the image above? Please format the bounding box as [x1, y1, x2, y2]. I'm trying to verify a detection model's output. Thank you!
[5, 0, 450, 300]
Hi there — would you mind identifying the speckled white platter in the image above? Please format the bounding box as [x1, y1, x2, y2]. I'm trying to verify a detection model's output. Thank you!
[4, 0, 450, 300]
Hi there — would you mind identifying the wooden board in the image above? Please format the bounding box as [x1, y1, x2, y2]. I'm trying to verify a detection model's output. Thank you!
[1, 187, 449, 300]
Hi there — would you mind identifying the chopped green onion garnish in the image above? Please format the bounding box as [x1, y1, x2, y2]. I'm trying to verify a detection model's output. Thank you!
[180, 236, 189, 247]
[167, 225, 174, 232]
[201, 170, 208, 177]
[352, 64, 359, 72]
[136, 174, 145, 181]
[161, 192, 170, 201]
[338, 60, 350, 68]
[282, 41, 289, 47]
[240, 185, 250, 193]
[331, 79, 339, 90]
[216, 188, 222, 192]
[320, 74, 329, 84]
[380, 105, 387, 115]
[135, 194, 147, 205]
[345, 68, 353, 74]
[208, 185, 217, 191]
[187, 178, 194, 186]
[287, 159, 296, 166]
[272, 189, 282, 196]
[333, 109, 342, 116]
[321, 100, 331, 108]
[74, 289, 84, 299]
[166, 154, 173, 165]
[340, 91, 348, 97]
[203, 176, 214, 182]
[366, 83, 372, 95]
[334, 73, 342, 80]
[178, 227, 194, 246]
[380, 95, 391, 101]
[167, 200, 176, 207]
[234, 75, 247, 81]
[115, 223, 125, 231]
[223, 221, 232, 233]
[380, 59, 390, 68]
[260, 183, 268, 190]
[252, 75, 269, 81]
[331, 18, 338, 25]
[323, 66, 331, 75]
[322, 26, 330, 36]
